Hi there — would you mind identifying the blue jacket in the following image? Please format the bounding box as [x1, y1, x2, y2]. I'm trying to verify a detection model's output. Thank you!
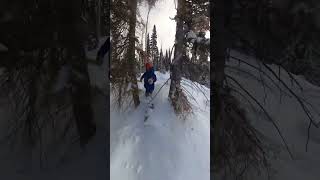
[140, 67, 157, 93]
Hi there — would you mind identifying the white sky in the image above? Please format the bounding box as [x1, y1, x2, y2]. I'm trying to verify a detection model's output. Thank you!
[138, 0, 177, 51]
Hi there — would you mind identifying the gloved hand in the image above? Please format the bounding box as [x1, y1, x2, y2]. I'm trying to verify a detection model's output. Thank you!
[148, 78, 154, 84]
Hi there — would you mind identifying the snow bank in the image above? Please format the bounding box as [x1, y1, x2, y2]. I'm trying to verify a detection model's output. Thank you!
[111, 71, 210, 180]
[226, 50, 320, 180]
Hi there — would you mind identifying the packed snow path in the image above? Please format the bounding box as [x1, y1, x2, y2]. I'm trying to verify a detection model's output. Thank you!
[110, 72, 210, 180]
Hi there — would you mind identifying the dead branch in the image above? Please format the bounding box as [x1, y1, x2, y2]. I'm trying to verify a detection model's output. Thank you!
[226, 75, 294, 159]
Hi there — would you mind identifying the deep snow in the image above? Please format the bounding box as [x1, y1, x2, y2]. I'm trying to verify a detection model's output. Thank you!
[225, 50, 320, 180]
[110, 72, 210, 180]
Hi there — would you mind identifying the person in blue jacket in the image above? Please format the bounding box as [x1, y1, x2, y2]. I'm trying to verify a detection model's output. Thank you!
[140, 62, 157, 97]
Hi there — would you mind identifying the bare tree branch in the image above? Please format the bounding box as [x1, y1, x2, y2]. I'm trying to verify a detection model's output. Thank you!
[226, 74, 294, 159]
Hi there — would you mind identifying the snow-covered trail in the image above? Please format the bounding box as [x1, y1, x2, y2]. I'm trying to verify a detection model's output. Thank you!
[110, 72, 210, 180]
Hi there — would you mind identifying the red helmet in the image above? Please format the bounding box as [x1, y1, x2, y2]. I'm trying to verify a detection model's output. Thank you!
[146, 62, 152, 70]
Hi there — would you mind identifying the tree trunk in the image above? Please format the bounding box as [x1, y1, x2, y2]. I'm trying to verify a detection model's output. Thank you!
[62, 0, 96, 146]
[100, 0, 106, 36]
[128, 0, 140, 107]
[168, 0, 186, 110]
[96, 0, 101, 39]
[145, 8, 151, 52]
[212, 0, 232, 169]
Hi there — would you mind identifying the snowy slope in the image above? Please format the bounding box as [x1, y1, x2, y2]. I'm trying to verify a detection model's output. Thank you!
[226, 50, 320, 180]
[110, 72, 210, 180]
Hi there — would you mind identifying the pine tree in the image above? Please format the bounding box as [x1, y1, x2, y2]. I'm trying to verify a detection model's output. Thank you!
[146, 33, 151, 58]
[0, 0, 103, 150]
[150, 25, 159, 69]
[102, 0, 110, 36]
[168, 0, 191, 113]
[144, 0, 158, 52]
[164, 49, 169, 71]
[127, 0, 140, 107]
[154, 48, 159, 70]
[159, 48, 163, 71]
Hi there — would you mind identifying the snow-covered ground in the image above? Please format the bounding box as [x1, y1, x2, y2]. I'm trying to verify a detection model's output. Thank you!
[0, 90, 108, 180]
[226, 50, 320, 180]
[0, 41, 109, 179]
[110, 72, 210, 180]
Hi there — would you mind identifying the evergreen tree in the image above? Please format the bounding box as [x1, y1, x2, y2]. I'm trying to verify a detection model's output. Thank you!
[159, 48, 163, 71]
[150, 25, 159, 69]
[127, 0, 140, 107]
[155, 48, 160, 70]
[0, 0, 106, 154]
[168, 0, 191, 113]
[164, 49, 169, 71]
[146, 33, 151, 58]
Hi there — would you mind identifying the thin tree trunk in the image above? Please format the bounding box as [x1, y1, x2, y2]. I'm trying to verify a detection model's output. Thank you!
[128, 0, 140, 107]
[212, 0, 232, 168]
[100, 0, 106, 36]
[96, 0, 101, 39]
[169, 0, 185, 102]
[64, 0, 96, 146]
[145, 7, 151, 52]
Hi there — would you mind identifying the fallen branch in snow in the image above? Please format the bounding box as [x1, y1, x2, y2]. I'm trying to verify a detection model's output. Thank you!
[260, 62, 319, 151]
[229, 85, 261, 116]
[229, 55, 291, 97]
[181, 85, 200, 109]
[148, 78, 170, 103]
[300, 98, 320, 124]
[229, 29, 305, 91]
[181, 79, 209, 102]
[226, 65, 274, 93]
[226, 75, 294, 159]
[229, 50, 320, 152]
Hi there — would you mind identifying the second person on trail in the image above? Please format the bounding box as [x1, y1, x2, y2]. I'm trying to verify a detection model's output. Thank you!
[140, 62, 157, 97]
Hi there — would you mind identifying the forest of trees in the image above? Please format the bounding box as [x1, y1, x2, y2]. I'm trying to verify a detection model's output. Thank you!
[0, 0, 109, 167]
[111, 0, 210, 113]
[4, 0, 320, 179]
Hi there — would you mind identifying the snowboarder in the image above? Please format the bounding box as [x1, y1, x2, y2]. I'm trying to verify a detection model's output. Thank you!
[140, 62, 157, 97]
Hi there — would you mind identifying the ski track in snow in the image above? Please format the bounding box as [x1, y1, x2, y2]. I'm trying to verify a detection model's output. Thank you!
[111, 72, 210, 180]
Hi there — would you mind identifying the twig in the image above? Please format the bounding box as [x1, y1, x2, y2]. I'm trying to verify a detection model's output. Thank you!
[228, 56, 292, 98]
[226, 75, 294, 159]
[148, 78, 170, 103]
[261, 63, 318, 129]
